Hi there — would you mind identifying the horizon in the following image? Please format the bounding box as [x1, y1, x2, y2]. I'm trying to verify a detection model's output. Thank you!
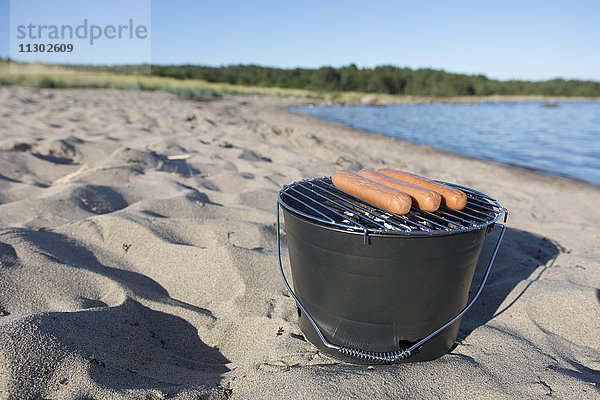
[2, 0, 599, 82]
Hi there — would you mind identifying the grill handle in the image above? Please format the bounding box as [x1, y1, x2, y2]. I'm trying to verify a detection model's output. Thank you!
[277, 200, 507, 363]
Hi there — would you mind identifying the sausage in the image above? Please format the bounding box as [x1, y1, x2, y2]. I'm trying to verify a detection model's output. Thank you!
[358, 169, 441, 212]
[377, 169, 467, 210]
[332, 170, 412, 215]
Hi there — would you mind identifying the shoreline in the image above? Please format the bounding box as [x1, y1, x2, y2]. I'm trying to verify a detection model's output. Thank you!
[283, 103, 600, 190]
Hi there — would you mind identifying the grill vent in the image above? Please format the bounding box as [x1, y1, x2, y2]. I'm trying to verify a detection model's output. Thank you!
[278, 177, 503, 236]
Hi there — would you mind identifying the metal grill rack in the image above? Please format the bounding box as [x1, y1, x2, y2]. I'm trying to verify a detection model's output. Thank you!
[278, 177, 504, 238]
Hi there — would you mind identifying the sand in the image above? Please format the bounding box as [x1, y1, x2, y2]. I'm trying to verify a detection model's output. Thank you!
[0, 86, 598, 399]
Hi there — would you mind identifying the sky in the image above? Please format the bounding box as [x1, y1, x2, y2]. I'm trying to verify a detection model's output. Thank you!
[1, 0, 599, 81]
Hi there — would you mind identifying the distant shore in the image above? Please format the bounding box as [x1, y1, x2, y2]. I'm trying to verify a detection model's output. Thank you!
[342, 93, 600, 106]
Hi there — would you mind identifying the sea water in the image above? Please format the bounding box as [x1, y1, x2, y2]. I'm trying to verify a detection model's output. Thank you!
[290, 101, 600, 186]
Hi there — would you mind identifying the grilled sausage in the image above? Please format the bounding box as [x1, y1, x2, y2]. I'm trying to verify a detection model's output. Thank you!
[377, 169, 467, 210]
[332, 170, 412, 215]
[358, 169, 441, 212]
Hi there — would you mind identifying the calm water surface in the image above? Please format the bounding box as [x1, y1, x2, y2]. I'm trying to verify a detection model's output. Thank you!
[290, 102, 600, 186]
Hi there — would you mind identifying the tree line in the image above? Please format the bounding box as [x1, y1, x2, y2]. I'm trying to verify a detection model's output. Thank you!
[147, 64, 600, 97]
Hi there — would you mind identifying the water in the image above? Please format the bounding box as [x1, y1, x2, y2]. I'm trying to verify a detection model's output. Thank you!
[290, 101, 600, 186]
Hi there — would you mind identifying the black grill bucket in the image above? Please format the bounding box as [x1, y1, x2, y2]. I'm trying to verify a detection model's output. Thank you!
[277, 178, 506, 364]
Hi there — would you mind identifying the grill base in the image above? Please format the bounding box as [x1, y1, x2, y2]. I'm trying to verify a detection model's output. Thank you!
[284, 208, 488, 363]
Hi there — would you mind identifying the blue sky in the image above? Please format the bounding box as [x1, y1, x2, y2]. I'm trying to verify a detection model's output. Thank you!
[1, 0, 599, 81]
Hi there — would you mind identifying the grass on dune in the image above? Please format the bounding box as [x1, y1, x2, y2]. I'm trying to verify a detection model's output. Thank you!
[0, 61, 410, 103]
[2, 61, 594, 104]
[0, 61, 333, 101]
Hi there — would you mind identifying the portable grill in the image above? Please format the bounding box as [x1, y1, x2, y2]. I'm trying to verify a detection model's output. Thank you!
[276, 176, 507, 363]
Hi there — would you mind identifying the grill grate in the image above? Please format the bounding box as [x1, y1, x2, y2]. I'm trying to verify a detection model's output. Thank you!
[279, 177, 503, 236]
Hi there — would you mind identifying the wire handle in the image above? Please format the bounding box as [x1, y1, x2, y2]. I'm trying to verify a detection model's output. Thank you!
[277, 201, 507, 363]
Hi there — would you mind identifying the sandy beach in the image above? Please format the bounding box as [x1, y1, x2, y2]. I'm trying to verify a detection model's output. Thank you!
[0, 86, 598, 399]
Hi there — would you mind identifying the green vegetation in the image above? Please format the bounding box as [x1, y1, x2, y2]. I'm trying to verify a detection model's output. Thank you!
[2, 60, 599, 101]
[0, 61, 327, 101]
[147, 64, 600, 97]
